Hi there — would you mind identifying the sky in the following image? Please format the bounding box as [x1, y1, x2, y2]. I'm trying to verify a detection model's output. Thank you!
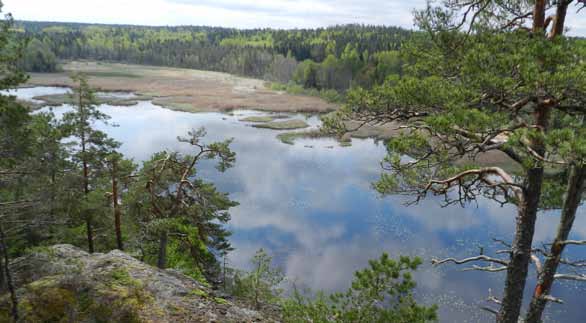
[3, 0, 586, 35]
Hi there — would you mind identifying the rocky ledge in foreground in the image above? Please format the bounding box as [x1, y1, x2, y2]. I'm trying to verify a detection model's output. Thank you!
[0, 244, 272, 322]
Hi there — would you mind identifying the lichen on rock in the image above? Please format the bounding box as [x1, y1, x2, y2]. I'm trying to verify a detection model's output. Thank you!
[0, 244, 273, 322]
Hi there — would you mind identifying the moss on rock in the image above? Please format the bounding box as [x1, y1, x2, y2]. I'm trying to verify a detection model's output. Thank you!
[2, 245, 272, 322]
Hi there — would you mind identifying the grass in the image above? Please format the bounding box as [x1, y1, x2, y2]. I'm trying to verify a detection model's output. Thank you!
[277, 129, 326, 144]
[276, 129, 354, 147]
[269, 82, 344, 103]
[239, 116, 276, 123]
[33, 93, 150, 107]
[85, 71, 141, 78]
[252, 119, 310, 130]
[239, 115, 288, 123]
[151, 97, 214, 113]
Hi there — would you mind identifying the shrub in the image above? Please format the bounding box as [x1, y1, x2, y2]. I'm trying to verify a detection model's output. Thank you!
[282, 254, 437, 323]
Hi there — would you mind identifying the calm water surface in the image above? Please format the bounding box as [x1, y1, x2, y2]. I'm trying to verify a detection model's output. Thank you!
[7, 87, 586, 322]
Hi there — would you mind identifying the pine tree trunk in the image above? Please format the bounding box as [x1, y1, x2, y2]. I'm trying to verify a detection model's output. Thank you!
[497, 104, 549, 323]
[0, 253, 5, 292]
[532, 0, 547, 33]
[0, 224, 18, 322]
[497, 0, 575, 323]
[157, 232, 168, 269]
[80, 88, 94, 254]
[550, 0, 570, 38]
[83, 159, 94, 254]
[497, 167, 544, 323]
[525, 165, 586, 322]
[111, 160, 123, 250]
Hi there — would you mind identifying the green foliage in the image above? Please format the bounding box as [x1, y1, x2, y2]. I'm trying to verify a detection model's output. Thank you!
[127, 128, 237, 279]
[17, 21, 413, 91]
[282, 254, 437, 323]
[232, 249, 284, 310]
[325, 28, 586, 204]
[220, 33, 274, 48]
[276, 130, 327, 145]
[58, 74, 121, 252]
[164, 224, 208, 282]
[0, 6, 29, 168]
[0, 0, 69, 266]
[319, 89, 343, 103]
[269, 82, 343, 103]
[19, 38, 59, 72]
[323, 3, 586, 322]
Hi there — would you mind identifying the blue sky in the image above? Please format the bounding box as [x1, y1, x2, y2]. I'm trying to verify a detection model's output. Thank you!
[4, 0, 586, 35]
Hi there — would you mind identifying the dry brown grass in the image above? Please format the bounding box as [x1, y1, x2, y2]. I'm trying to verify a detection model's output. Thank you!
[26, 61, 338, 113]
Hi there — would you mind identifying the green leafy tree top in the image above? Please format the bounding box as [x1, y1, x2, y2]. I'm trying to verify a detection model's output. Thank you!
[233, 248, 285, 311]
[60, 73, 120, 180]
[282, 254, 437, 323]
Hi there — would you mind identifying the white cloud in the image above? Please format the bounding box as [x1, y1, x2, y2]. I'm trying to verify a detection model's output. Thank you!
[4, 0, 585, 35]
[3, 0, 423, 29]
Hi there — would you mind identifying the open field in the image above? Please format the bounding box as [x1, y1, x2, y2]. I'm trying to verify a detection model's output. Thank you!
[26, 61, 338, 113]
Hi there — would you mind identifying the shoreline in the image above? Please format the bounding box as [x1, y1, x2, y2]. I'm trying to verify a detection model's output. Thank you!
[25, 61, 339, 114]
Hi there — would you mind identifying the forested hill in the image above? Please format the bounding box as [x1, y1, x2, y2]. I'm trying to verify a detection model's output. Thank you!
[15, 21, 412, 91]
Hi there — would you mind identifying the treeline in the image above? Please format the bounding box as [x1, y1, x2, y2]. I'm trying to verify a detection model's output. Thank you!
[16, 21, 410, 91]
[18, 38, 59, 72]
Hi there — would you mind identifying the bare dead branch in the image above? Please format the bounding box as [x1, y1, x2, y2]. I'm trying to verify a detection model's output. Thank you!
[558, 240, 586, 246]
[487, 288, 502, 305]
[500, 11, 533, 30]
[462, 265, 508, 272]
[554, 273, 586, 282]
[481, 306, 499, 315]
[531, 254, 543, 275]
[559, 258, 586, 267]
[524, 145, 568, 165]
[432, 255, 508, 267]
[424, 167, 524, 201]
[493, 238, 512, 248]
[541, 295, 564, 304]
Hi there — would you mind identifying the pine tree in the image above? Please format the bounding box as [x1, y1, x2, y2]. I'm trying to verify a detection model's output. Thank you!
[0, 2, 40, 320]
[129, 128, 236, 275]
[325, 1, 586, 322]
[60, 74, 120, 253]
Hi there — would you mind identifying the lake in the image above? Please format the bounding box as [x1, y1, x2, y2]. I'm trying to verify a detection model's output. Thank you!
[6, 87, 586, 323]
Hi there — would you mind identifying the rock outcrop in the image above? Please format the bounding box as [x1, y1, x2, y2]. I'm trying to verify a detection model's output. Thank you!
[0, 244, 271, 322]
